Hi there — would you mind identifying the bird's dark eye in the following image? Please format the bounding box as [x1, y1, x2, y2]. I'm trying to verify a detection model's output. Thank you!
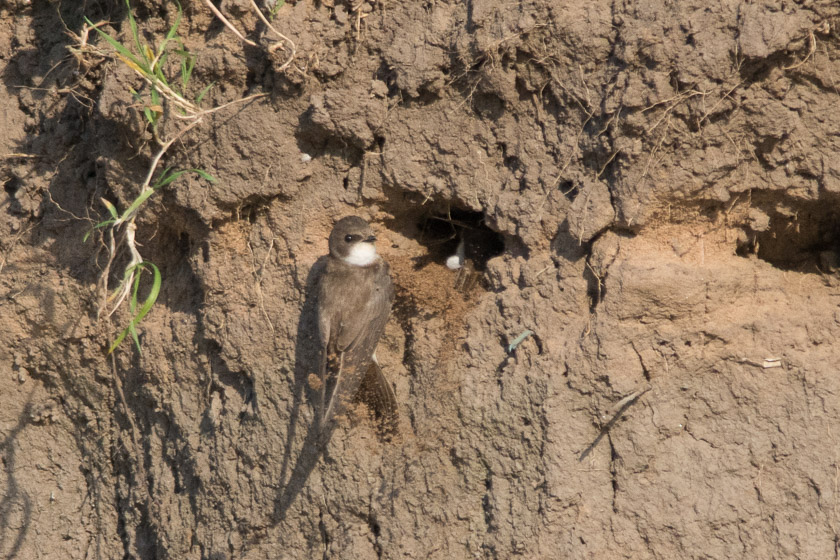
[344, 234, 355, 242]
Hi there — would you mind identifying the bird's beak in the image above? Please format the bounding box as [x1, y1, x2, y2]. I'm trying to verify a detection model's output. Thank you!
[365, 235, 377, 243]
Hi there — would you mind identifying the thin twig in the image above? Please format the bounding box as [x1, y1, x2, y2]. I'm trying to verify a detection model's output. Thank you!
[578, 388, 650, 462]
[248, 0, 296, 70]
[105, 223, 142, 317]
[784, 31, 816, 70]
[202, 0, 258, 47]
[249, 238, 276, 338]
[96, 226, 117, 319]
[115, 117, 203, 226]
[199, 92, 267, 116]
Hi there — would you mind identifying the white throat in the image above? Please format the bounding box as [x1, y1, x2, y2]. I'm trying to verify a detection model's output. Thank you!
[446, 239, 466, 270]
[342, 242, 378, 266]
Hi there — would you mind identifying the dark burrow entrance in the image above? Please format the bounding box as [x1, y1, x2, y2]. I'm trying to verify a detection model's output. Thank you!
[735, 198, 840, 273]
[403, 206, 506, 281]
[382, 203, 506, 332]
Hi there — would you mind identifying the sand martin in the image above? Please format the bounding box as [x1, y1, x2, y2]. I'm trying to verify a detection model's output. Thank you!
[317, 216, 397, 434]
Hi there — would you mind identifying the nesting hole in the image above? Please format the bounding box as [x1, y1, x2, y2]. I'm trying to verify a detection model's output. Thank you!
[385, 205, 504, 320]
[735, 200, 840, 273]
[413, 208, 505, 273]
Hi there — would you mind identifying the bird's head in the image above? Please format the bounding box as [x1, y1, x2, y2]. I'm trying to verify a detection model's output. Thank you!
[328, 216, 379, 266]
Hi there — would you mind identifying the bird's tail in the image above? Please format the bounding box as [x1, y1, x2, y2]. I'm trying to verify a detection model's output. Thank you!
[321, 357, 399, 442]
[358, 360, 399, 441]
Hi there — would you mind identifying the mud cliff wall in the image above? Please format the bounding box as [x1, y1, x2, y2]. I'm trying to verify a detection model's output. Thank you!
[2, 0, 840, 558]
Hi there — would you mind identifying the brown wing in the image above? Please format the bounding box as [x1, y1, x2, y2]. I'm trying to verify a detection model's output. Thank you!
[317, 259, 394, 428]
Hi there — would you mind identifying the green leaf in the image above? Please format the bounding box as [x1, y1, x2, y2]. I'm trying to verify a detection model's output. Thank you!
[125, 0, 146, 66]
[156, 2, 182, 73]
[83, 216, 118, 241]
[118, 187, 158, 222]
[153, 61, 170, 88]
[164, 2, 183, 43]
[85, 16, 146, 71]
[150, 166, 174, 187]
[128, 267, 142, 352]
[157, 51, 169, 73]
[165, 22, 181, 45]
[146, 89, 162, 125]
[196, 82, 214, 105]
[128, 323, 141, 352]
[93, 219, 117, 230]
[190, 169, 217, 183]
[152, 168, 188, 189]
[178, 51, 196, 92]
[108, 262, 161, 354]
[101, 198, 119, 219]
[152, 168, 216, 190]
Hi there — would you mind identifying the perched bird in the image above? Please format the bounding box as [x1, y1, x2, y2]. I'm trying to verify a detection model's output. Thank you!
[316, 216, 397, 436]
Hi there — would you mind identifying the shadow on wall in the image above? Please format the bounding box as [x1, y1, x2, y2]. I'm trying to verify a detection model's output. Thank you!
[274, 256, 330, 521]
[0, 397, 34, 560]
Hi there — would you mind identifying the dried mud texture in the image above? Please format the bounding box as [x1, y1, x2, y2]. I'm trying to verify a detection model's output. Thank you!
[2, 0, 840, 558]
